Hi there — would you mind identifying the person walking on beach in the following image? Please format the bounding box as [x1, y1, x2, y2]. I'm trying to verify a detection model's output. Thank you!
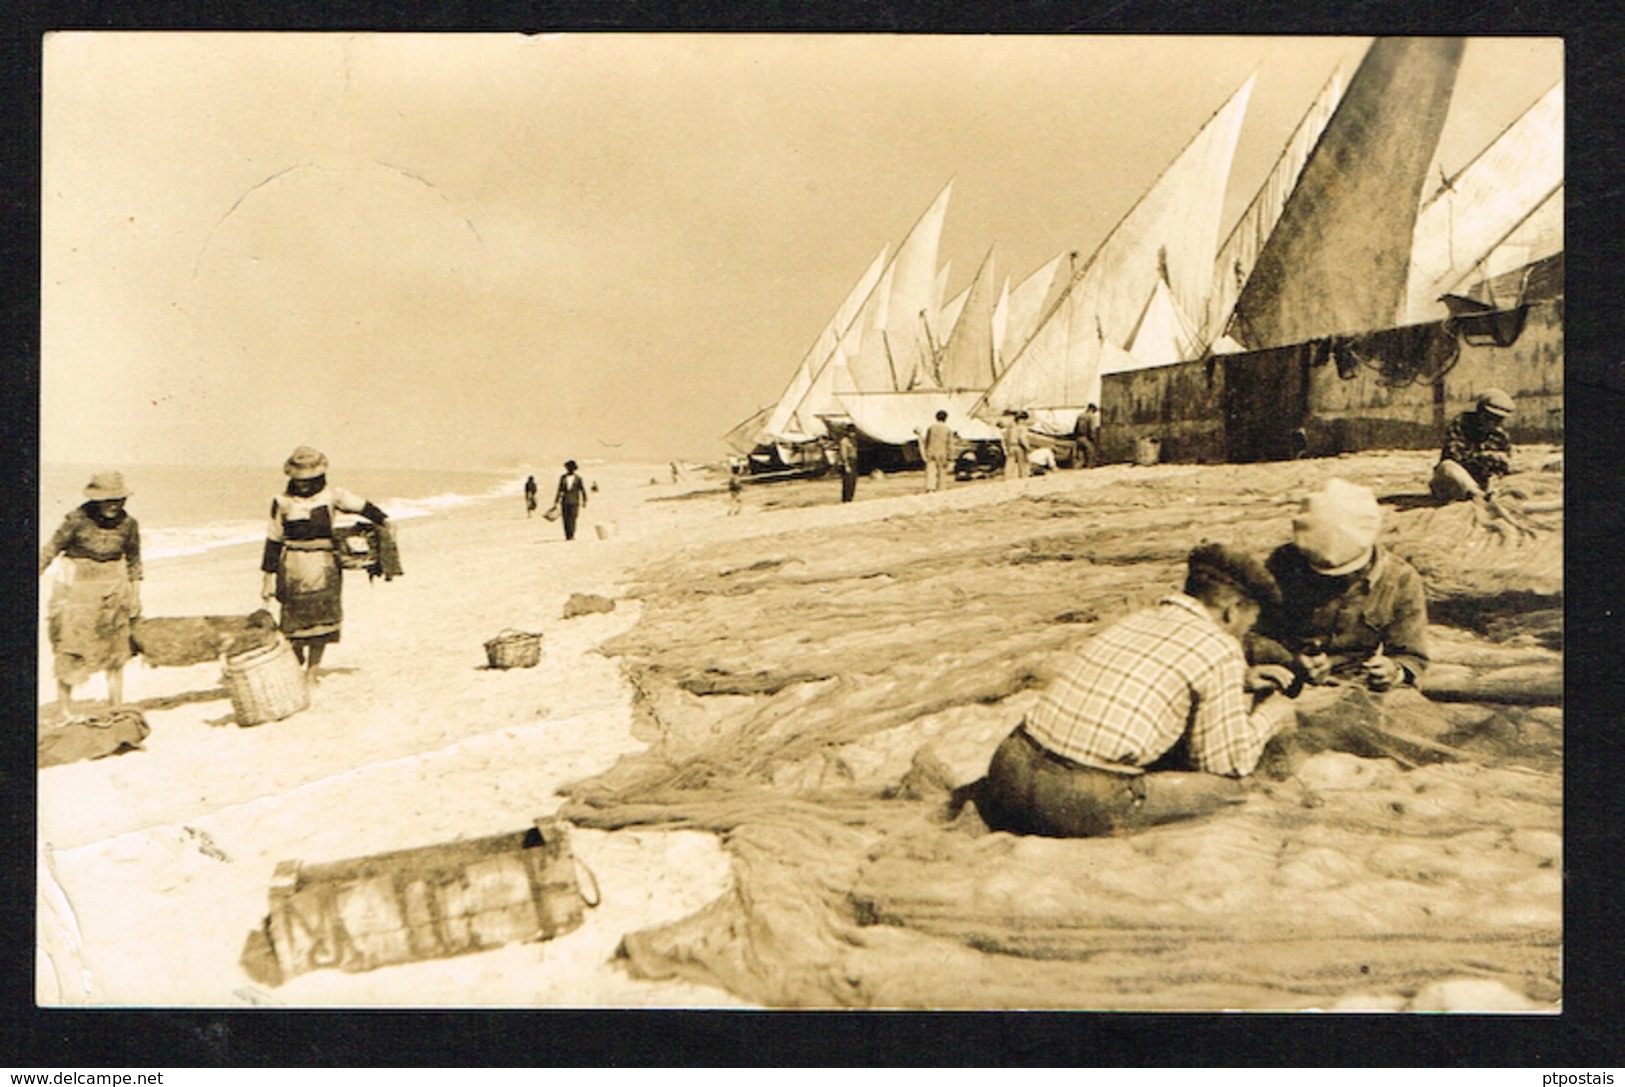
[979, 543, 1299, 838]
[524, 475, 538, 518]
[261, 446, 391, 682]
[39, 471, 143, 719]
[837, 428, 860, 503]
[921, 410, 955, 493]
[552, 459, 589, 540]
[1248, 478, 1430, 692]
[727, 466, 744, 515]
[1430, 388, 1515, 505]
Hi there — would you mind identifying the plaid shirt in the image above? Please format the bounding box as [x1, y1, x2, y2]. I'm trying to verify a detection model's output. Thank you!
[1439, 410, 1512, 489]
[1024, 594, 1291, 777]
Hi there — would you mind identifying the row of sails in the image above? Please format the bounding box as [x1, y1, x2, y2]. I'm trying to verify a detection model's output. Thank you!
[729, 37, 1560, 454]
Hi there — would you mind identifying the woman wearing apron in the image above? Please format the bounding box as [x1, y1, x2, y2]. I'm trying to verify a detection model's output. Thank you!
[39, 471, 143, 720]
[261, 446, 389, 681]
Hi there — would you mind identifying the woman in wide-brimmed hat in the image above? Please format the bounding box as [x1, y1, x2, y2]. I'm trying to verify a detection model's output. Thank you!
[260, 446, 390, 680]
[39, 471, 143, 718]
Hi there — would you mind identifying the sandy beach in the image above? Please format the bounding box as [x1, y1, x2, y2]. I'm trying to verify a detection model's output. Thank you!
[35, 453, 1562, 1010]
[37, 461, 759, 1007]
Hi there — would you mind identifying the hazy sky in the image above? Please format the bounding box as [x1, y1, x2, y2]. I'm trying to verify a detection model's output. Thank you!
[41, 33, 1560, 471]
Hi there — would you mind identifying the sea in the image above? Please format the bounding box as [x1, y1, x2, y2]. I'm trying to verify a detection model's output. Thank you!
[39, 462, 527, 562]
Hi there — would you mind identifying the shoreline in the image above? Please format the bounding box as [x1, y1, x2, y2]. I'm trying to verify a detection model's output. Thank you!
[38, 461, 755, 1006]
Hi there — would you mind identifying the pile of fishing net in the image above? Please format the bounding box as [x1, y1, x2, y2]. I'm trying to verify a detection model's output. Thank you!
[561, 454, 1560, 1008]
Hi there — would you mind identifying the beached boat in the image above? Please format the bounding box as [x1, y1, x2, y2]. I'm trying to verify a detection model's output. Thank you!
[744, 182, 955, 461]
[753, 245, 891, 449]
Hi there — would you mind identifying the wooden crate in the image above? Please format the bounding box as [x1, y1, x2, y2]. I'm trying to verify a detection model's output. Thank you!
[242, 818, 589, 986]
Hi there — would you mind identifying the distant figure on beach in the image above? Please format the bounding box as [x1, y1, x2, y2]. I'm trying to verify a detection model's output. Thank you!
[1431, 388, 1515, 504]
[552, 459, 589, 540]
[837, 429, 860, 503]
[920, 410, 955, 493]
[979, 543, 1298, 838]
[39, 471, 143, 719]
[261, 447, 391, 681]
[524, 475, 538, 517]
[671, 462, 681, 484]
[727, 467, 744, 515]
[1001, 411, 1032, 479]
[1073, 404, 1100, 468]
[1248, 479, 1429, 692]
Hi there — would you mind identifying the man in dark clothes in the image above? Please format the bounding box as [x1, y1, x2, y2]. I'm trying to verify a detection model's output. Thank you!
[553, 460, 588, 540]
[1430, 388, 1515, 503]
[837, 428, 860, 503]
[980, 543, 1298, 838]
[1073, 403, 1101, 468]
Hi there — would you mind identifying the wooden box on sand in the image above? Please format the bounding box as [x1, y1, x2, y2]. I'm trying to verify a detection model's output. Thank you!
[240, 818, 593, 986]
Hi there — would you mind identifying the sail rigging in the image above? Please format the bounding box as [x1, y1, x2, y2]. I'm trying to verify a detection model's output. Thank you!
[758, 245, 890, 445]
[1201, 68, 1344, 347]
[1401, 79, 1563, 323]
[977, 74, 1255, 418]
[935, 248, 999, 390]
[1227, 37, 1466, 349]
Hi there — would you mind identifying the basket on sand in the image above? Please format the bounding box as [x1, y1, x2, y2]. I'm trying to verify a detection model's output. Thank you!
[222, 635, 310, 727]
[485, 629, 543, 669]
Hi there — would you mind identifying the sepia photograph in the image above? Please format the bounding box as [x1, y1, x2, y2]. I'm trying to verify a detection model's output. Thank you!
[34, 31, 1565, 1016]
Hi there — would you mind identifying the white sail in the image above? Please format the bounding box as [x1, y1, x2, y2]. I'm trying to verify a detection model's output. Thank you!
[931, 262, 955, 338]
[1202, 69, 1344, 345]
[1401, 79, 1563, 323]
[1449, 183, 1563, 305]
[723, 405, 774, 456]
[793, 290, 879, 438]
[759, 244, 889, 444]
[1119, 277, 1203, 370]
[937, 285, 970, 347]
[979, 76, 1255, 417]
[995, 253, 1064, 374]
[937, 248, 998, 390]
[844, 182, 954, 394]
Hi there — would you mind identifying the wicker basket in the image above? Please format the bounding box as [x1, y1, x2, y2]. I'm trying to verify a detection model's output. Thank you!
[223, 635, 310, 726]
[485, 629, 543, 669]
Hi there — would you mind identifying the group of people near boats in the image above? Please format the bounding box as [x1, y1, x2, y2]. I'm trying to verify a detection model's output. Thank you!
[910, 403, 1105, 496]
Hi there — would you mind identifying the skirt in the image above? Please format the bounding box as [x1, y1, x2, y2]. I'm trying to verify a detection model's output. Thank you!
[47, 558, 135, 686]
[277, 546, 343, 644]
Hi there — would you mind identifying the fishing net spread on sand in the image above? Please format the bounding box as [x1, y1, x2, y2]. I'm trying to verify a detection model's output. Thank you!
[561, 452, 1561, 1008]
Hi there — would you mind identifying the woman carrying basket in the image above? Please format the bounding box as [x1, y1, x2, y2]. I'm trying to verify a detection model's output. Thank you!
[260, 446, 390, 681]
[39, 471, 143, 720]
